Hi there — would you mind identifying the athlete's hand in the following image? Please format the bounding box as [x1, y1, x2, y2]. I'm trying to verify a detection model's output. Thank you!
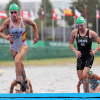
[75, 51, 82, 58]
[6, 35, 13, 41]
[33, 36, 39, 44]
[90, 50, 95, 56]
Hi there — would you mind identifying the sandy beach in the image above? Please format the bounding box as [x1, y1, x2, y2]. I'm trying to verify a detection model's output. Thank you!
[0, 63, 100, 93]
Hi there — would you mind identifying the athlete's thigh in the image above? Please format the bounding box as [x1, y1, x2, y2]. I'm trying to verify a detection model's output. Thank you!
[15, 44, 28, 61]
[83, 67, 90, 77]
[83, 55, 94, 76]
[85, 55, 94, 68]
[77, 58, 85, 70]
[10, 48, 17, 60]
[77, 58, 84, 80]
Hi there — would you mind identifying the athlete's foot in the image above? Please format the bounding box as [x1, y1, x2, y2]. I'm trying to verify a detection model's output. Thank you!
[15, 83, 21, 91]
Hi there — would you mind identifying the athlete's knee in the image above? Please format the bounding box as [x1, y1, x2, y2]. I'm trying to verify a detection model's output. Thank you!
[21, 61, 24, 69]
[83, 72, 88, 79]
[15, 59, 21, 66]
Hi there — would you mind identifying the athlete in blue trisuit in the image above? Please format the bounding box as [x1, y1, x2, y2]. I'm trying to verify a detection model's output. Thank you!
[10, 76, 33, 93]
[69, 16, 100, 93]
[77, 70, 100, 93]
[0, 3, 39, 91]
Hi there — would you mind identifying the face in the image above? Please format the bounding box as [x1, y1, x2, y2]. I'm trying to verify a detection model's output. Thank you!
[10, 10, 19, 21]
[88, 73, 92, 78]
[76, 23, 85, 31]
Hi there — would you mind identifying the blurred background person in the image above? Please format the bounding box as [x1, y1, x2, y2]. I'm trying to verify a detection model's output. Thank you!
[77, 70, 100, 93]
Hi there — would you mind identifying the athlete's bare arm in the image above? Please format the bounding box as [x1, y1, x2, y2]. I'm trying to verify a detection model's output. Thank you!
[23, 17, 39, 44]
[69, 30, 76, 52]
[0, 19, 12, 41]
[10, 79, 16, 93]
[94, 73, 100, 81]
[90, 30, 100, 55]
[28, 79, 33, 93]
[69, 29, 82, 58]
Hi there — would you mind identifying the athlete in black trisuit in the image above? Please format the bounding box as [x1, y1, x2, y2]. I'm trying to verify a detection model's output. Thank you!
[76, 29, 94, 70]
[69, 16, 100, 93]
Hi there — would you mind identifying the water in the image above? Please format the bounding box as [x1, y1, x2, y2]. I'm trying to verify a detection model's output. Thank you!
[0, 64, 99, 93]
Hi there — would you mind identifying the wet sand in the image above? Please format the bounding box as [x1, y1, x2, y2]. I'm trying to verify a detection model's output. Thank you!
[0, 64, 100, 93]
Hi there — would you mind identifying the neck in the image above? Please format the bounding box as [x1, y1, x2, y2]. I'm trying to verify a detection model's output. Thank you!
[79, 28, 86, 33]
[89, 74, 93, 80]
[11, 16, 19, 22]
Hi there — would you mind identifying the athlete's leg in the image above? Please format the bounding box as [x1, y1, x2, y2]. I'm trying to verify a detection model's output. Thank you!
[21, 61, 26, 81]
[77, 70, 83, 81]
[83, 67, 90, 93]
[10, 48, 18, 80]
[21, 61, 29, 89]
[83, 55, 94, 93]
[10, 48, 17, 60]
[15, 44, 28, 90]
[77, 58, 84, 84]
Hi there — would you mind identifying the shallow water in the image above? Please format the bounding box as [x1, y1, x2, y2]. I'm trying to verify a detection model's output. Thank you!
[0, 64, 100, 93]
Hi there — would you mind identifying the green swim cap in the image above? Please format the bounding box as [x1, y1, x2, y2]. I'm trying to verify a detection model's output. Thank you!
[89, 70, 93, 74]
[76, 16, 85, 24]
[9, 3, 19, 12]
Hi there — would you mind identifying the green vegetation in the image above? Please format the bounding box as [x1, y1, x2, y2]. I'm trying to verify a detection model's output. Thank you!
[0, 57, 76, 67]
[0, 57, 100, 67]
[0, 57, 100, 66]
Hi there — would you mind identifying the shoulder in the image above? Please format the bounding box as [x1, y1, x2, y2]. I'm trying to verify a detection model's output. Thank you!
[89, 30, 96, 34]
[0, 18, 10, 29]
[22, 17, 32, 23]
[71, 29, 78, 37]
[5, 18, 10, 22]
[1, 18, 10, 25]
[93, 73, 100, 80]
[72, 29, 78, 33]
[94, 73, 99, 77]
[22, 17, 36, 26]
[72, 29, 78, 34]
[89, 30, 97, 37]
